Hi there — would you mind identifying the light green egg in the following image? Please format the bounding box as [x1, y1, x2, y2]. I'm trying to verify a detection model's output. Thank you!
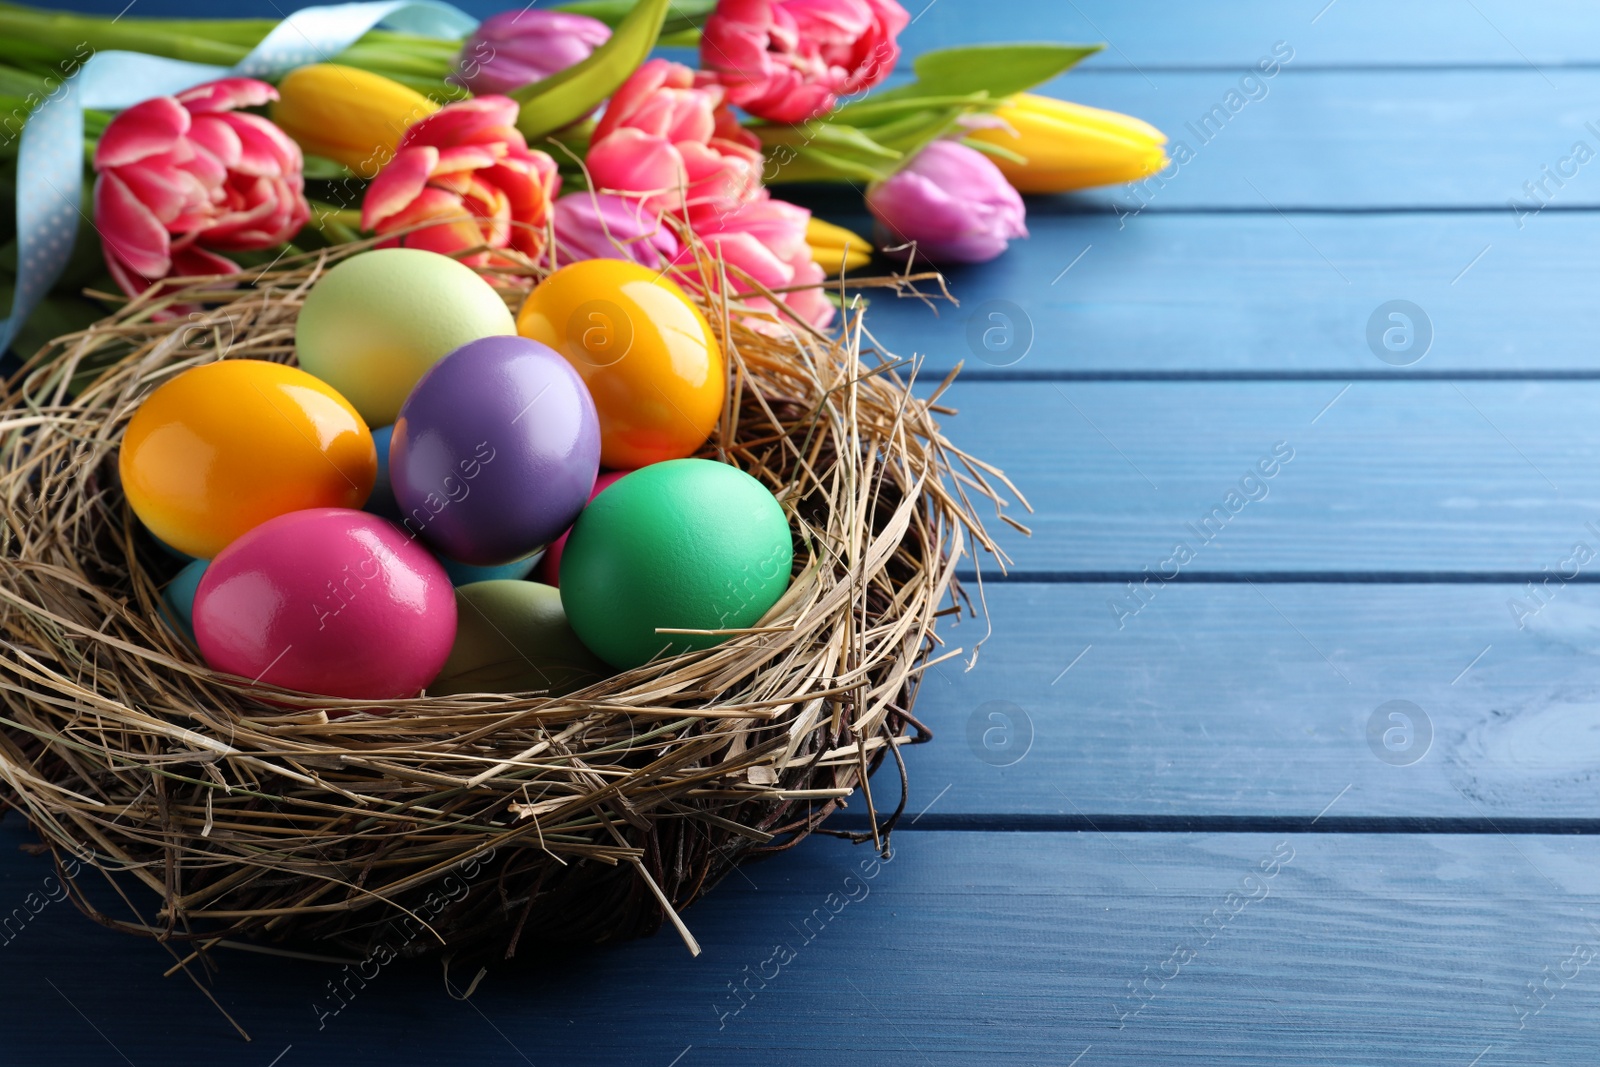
[295, 248, 515, 426]
[431, 580, 611, 697]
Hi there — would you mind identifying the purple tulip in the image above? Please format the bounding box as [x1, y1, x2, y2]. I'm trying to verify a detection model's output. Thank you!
[455, 10, 612, 96]
[866, 140, 1029, 264]
[547, 192, 681, 268]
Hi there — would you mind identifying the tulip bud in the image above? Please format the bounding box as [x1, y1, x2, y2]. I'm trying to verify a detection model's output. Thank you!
[271, 64, 439, 178]
[549, 192, 680, 268]
[805, 217, 872, 276]
[867, 140, 1027, 265]
[456, 10, 611, 96]
[967, 93, 1169, 194]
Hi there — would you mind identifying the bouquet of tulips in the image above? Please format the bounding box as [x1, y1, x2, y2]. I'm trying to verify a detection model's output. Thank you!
[0, 0, 1170, 353]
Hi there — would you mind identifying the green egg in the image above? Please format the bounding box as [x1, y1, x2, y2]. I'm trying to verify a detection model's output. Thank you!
[431, 581, 610, 697]
[559, 459, 794, 670]
[295, 248, 516, 426]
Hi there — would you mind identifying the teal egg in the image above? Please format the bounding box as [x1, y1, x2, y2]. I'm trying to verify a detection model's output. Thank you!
[160, 557, 208, 643]
[559, 459, 793, 670]
[439, 552, 541, 586]
[432, 581, 610, 696]
[366, 424, 403, 522]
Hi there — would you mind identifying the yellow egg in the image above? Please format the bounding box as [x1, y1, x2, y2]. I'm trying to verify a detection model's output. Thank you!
[296, 248, 516, 426]
[516, 259, 724, 469]
[119, 360, 376, 559]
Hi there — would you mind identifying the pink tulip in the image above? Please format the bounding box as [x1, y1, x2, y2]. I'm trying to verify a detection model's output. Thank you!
[92, 77, 309, 297]
[586, 58, 762, 221]
[548, 192, 680, 268]
[701, 0, 909, 123]
[362, 95, 561, 265]
[866, 140, 1028, 264]
[456, 10, 611, 96]
[682, 193, 834, 332]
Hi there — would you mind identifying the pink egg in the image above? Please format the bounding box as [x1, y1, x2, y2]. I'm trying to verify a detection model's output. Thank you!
[535, 469, 630, 587]
[193, 508, 457, 700]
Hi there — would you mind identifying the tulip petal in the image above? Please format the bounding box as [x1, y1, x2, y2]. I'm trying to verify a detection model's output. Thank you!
[377, 186, 480, 244]
[93, 170, 173, 279]
[221, 112, 303, 177]
[186, 113, 244, 171]
[115, 163, 209, 227]
[362, 145, 438, 229]
[596, 58, 674, 140]
[432, 144, 501, 175]
[94, 96, 189, 169]
[176, 77, 278, 114]
[170, 243, 241, 277]
[587, 129, 686, 207]
[400, 95, 520, 150]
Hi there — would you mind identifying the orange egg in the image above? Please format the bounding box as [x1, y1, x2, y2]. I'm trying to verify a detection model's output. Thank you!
[119, 360, 376, 559]
[516, 259, 724, 469]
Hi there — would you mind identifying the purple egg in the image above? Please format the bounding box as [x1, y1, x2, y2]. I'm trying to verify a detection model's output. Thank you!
[390, 335, 600, 566]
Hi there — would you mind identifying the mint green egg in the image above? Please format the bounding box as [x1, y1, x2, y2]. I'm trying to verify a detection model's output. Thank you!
[559, 459, 793, 670]
[295, 248, 515, 426]
[431, 581, 609, 696]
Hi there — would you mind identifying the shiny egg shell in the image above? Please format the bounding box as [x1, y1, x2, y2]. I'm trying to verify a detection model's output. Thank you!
[559, 459, 793, 670]
[193, 508, 456, 700]
[390, 335, 600, 566]
[534, 469, 628, 587]
[160, 557, 208, 644]
[296, 248, 517, 426]
[432, 581, 610, 696]
[119, 360, 376, 559]
[516, 259, 724, 469]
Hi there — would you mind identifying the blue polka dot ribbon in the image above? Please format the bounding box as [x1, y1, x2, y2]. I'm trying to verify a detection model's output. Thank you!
[3, 1, 480, 353]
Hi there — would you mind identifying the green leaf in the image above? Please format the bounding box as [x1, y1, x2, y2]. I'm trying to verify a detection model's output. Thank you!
[961, 136, 1027, 165]
[555, 0, 713, 38]
[753, 120, 901, 162]
[835, 42, 1102, 121]
[513, 0, 671, 142]
[752, 121, 904, 184]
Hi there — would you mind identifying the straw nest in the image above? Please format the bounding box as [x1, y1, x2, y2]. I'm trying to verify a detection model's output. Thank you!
[0, 239, 1020, 972]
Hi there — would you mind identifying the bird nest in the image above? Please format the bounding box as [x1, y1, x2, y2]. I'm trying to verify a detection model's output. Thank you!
[0, 241, 1018, 972]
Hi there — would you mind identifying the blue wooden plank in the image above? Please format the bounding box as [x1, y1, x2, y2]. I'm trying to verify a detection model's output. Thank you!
[3, 820, 1597, 1065]
[902, 0, 1600, 70]
[896, 582, 1600, 817]
[936, 379, 1600, 574]
[836, 212, 1600, 375]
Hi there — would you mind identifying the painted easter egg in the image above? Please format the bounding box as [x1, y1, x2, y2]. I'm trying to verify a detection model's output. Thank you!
[390, 335, 600, 566]
[431, 581, 610, 696]
[534, 469, 629, 587]
[193, 508, 456, 700]
[119, 360, 376, 559]
[365, 424, 404, 522]
[159, 557, 208, 643]
[559, 459, 793, 670]
[516, 259, 724, 469]
[296, 248, 516, 426]
[439, 551, 541, 586]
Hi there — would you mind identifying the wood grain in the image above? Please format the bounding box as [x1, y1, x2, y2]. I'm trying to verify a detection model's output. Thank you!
[881, 582, 1600, 818]
[3, 821, 1595, 1065]
[937, 379, 1600, 573]
[835, 212, 1597, 376]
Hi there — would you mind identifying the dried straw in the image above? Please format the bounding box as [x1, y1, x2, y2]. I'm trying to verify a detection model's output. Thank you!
[0, 238, 1022, 962]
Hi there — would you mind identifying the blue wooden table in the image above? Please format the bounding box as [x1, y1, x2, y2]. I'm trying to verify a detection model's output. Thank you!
[7, 1, 1600, 1063]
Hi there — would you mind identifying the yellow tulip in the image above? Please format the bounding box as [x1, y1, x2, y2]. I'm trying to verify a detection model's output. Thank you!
[968, 93, 1169, 194]
[806, 216, 873, 277]
[271, 64, 439, 178]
